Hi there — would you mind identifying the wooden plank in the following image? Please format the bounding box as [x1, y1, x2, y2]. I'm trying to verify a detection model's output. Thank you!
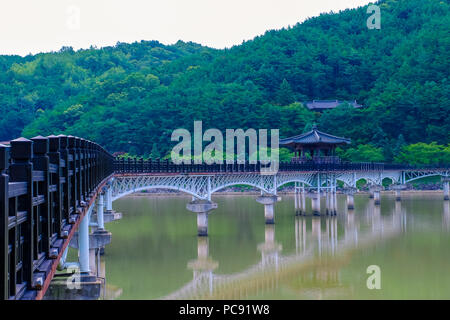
[32, 170, 44, 182]
[8, 182, 27, 198]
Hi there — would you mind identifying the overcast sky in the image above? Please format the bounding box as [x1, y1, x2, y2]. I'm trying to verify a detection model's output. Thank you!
[0, 0, 372, 56]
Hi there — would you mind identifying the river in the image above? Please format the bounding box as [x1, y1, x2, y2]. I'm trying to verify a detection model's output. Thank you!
[97, 193, 450, 299]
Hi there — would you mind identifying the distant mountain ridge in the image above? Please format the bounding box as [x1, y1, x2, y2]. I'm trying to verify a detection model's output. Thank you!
[0, 0, 448, 163]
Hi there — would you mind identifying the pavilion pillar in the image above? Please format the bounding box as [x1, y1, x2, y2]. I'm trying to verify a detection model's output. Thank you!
[186, 200, 218, 236]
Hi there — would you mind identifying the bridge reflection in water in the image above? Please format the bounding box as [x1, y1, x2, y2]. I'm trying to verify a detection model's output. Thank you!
[58, 195, 450, 300]
[160, 198, 411, 300]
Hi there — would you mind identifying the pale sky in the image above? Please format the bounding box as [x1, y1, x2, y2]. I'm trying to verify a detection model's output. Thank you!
[0, 0, 372, 56]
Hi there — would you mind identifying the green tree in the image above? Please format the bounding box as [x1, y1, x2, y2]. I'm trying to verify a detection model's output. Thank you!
[275, 79, 295, 105]
[150, 142, 160, 158]
[342, 144, 385, 162]
[395, 142, 448, 165]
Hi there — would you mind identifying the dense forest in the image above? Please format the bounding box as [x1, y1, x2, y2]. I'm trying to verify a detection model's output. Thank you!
[0, 0, 449, 164]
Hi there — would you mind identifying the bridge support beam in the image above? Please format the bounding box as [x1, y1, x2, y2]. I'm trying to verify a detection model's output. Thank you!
[186, 200, 218, 236]
[443, 178, 450, 201]
[78, 212, 90, 274]
[256, 195, 280, 224]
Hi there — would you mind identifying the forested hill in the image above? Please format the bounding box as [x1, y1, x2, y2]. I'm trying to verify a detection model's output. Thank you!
[1, 0, 449, 164]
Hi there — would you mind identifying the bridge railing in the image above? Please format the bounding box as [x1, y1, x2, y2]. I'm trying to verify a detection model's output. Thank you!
[113, 158, 449, 174]
[0, 136, 114, 300]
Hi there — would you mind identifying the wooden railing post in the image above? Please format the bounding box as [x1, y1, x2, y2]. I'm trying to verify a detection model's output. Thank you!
[9, 137, 34, 292]
[68, 136, 78, 220]
[75, 138, 83, 205]
[58, 135, 70, 226]
[0, 144, 9, 299]
[80, 139, 87, 201]
[31, 136, 51, 259]
[48, 135, 62, 239]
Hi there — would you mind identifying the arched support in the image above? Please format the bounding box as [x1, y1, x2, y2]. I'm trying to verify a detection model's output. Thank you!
[256, 195, 279, 224]
[186, 200, 218, 236]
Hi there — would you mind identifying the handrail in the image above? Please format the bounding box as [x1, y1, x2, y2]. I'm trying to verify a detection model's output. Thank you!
[0, 136, 114, 300]
[112, 158, 450, 174]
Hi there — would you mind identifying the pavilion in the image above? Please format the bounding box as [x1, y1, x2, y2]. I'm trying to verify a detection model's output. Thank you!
[280, 125, 351, 164]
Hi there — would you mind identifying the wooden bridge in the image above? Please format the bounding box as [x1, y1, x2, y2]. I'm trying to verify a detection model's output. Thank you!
[0, 135, 449, 300]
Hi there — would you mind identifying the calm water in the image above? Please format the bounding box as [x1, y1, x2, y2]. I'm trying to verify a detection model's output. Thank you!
[101, 193, 450, 300]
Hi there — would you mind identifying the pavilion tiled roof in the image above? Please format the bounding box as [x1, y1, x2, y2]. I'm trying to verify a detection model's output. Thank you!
[280, 126, 351, 146]
[305, 100, 363, 110]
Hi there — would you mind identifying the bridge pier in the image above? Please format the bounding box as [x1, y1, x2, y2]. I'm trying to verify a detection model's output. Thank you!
[443, 178, 450, 201]
[105, 183, 114, 213]
[370, 186, 382, 205]
[294, 184, 305, 216]
[325, 191, 331, 215]
[186, 200, 218, 236]
[97, 191, 105, 230]
[347, 193, 355, 210]
[256, 195, 280, 224]
[331, 189, 337, 215]
[392, 184, 407, 201]
[369, 186, 374, 199]
[374, 190, 381, 205]
[78, 212, 90, 274]
[307, 192, 321, 216]
[344, 188, 356, 210]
